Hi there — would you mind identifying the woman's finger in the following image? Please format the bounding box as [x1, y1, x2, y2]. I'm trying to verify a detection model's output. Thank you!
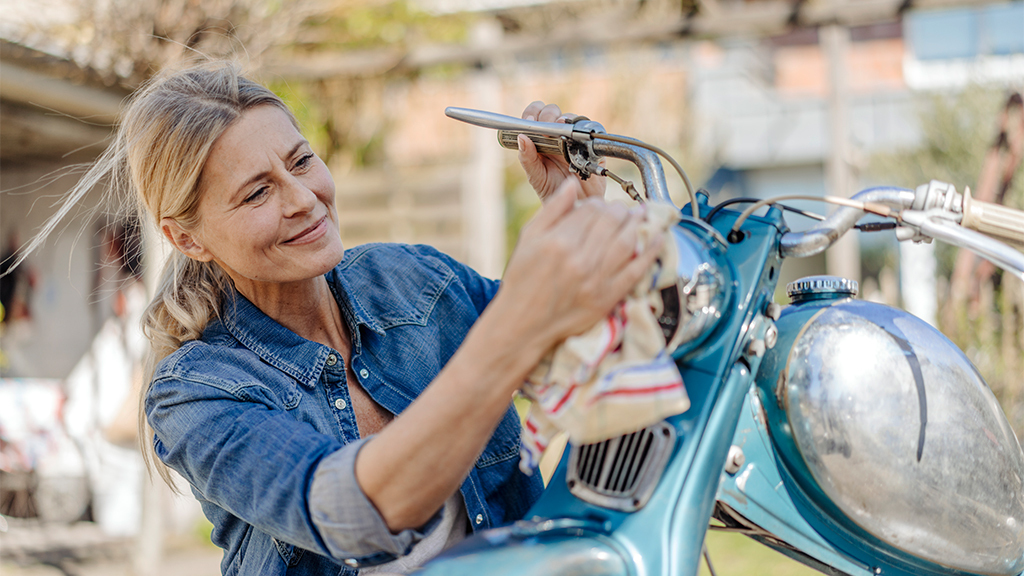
[537, 104, 562, 123]
[608, 232, 666, 297]
[517, 135, 544, 181]
[522, 101, 546, 121]
[600, 207, 644, 269]
[528, 178, 580, 231]
[572, 204, 639, 277]
[572, 201, 631, 250]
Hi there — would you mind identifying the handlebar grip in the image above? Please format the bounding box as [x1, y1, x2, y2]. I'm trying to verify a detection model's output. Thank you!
[962, 188, 1024, 248]
[497, 130, 566, 157]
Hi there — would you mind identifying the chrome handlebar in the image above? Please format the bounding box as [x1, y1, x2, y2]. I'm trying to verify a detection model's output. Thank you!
[901, 210, 1024, 282]
[445, 107, 676, 206]
[780, 181, 1024, 282]
[779, 187, 916, 258]
[445, 107, 1024, 281]
[445, 107, 578, 140]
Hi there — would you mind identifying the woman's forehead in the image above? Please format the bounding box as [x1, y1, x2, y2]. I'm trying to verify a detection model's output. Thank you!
[202, 106, 306, 194]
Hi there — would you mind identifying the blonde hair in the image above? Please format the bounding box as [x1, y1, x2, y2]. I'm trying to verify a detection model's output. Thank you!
[13, 61, 296, 487]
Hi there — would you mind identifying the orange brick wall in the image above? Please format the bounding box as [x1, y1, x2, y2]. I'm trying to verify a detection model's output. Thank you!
[775, 38, 905, 97]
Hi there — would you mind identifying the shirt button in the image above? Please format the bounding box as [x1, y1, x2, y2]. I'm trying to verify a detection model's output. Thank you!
[359, 368, 369, 379]
[334, 398, 347, 410]
[475, 514, 483, 525]
[344, 558, 359, 568]
[326, 354, 337, 366]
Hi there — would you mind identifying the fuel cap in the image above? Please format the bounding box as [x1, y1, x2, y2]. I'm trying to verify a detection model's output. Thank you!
[786, 275, 858, 303]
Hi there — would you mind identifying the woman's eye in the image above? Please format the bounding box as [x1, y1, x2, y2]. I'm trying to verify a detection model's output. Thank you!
[245, 187, 268, 203]
[294, 153, 314, 169]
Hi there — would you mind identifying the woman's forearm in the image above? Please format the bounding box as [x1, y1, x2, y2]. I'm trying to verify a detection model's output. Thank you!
[352, 290, 547, 531]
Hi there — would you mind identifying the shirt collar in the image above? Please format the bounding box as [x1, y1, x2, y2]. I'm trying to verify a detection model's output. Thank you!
[326, 264, 387, 339]
[216, 265, 386, 388]
[217, 290, 324, 388]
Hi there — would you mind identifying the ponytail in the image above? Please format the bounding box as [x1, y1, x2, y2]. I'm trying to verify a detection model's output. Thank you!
[142, 253, 230, 371]
[139, 251, 232, 489]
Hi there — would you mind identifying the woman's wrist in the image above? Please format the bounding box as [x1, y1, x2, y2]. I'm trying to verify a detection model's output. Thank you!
[463, 289, 554, 392]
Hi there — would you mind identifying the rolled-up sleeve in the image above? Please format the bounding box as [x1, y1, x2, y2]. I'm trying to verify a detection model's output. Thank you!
[148, 374, 339, 553]
[310, 437, 443, 564]
[147, 364, 443, 569]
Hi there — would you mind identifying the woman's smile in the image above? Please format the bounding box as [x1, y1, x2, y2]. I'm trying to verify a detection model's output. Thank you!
[285, 215, 328, 245]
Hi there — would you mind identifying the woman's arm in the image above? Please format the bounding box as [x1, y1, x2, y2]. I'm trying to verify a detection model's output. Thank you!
[354, 179, 662, 531]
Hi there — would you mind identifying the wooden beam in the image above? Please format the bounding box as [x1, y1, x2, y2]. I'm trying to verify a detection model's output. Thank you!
[0, 102, 112, 161]
[0, 61, 123, 124]
[263, 0, 1002, 79]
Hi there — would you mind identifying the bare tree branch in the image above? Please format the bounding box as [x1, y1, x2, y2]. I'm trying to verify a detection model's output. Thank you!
[21, 0, 319, 86]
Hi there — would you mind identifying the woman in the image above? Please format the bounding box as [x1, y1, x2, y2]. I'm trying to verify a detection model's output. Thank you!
[32, 62, 661, 575]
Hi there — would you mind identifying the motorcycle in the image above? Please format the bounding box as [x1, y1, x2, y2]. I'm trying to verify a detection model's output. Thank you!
[419, 108, 1024, 576]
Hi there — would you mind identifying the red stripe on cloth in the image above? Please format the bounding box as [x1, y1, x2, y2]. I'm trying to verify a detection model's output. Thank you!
[596, 303, 627, 361]
[551, 383, 579, 414]
[525, 418, 539, 435]
[593, 381, 685, 399]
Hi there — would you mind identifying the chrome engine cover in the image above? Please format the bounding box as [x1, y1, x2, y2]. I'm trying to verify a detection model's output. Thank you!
[778, 299, 1024, 575]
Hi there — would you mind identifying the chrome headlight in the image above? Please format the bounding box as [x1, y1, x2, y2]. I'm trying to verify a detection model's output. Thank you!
[659, 226, 727, 353]
[780, 300, 1024, 575]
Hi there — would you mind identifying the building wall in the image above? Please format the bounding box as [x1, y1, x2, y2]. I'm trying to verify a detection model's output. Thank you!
[0, 162, 112, 379]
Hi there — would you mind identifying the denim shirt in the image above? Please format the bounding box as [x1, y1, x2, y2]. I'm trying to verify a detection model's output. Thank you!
[147, 243, 544, 575]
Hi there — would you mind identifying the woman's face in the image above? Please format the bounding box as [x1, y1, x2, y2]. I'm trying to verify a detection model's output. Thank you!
[171, 105, 344, 297]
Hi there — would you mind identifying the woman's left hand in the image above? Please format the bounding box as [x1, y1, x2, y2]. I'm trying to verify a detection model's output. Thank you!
[518, 101, 607, 202]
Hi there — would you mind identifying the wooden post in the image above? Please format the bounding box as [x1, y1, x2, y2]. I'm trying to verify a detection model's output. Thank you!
[462, 18, 507, 278]
[822, 22, 861, 283]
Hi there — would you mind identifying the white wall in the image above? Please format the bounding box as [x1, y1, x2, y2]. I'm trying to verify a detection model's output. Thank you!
[1, 162, 111, 379]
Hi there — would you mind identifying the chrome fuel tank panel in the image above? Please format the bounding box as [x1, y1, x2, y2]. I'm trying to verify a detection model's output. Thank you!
[777, 299, 1024, 575]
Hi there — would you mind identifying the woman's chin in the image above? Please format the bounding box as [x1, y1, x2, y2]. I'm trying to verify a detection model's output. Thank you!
[310, 242, 346, 276]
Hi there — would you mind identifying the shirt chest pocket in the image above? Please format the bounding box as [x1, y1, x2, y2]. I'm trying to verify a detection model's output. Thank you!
[230, 367, 302, 411]
[357, 254, 455, 330]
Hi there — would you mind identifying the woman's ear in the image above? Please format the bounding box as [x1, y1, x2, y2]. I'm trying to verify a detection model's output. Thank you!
[161, 218, 213, 262]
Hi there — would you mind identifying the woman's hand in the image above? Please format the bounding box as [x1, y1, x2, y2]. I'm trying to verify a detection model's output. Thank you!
[519, 101, 606, 202]
[497, 178, 662, 358]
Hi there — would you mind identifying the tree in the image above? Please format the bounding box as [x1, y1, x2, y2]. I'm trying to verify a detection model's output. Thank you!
[14, 0, 318, 86]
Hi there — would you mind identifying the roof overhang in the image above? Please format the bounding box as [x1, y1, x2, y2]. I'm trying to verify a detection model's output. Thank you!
[0, 42, 126, 162]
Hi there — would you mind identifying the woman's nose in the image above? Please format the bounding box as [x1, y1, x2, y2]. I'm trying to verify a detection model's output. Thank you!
[282, 177, 317, 217]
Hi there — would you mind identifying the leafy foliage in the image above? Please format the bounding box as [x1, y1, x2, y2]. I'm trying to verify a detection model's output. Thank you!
[299, 1, 473, 51]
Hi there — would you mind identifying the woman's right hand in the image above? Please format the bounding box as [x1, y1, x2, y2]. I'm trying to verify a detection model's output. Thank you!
[497, 178, 663, 359]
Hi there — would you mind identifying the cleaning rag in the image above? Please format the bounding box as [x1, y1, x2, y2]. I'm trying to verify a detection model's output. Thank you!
[518, 202, 691, 473]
